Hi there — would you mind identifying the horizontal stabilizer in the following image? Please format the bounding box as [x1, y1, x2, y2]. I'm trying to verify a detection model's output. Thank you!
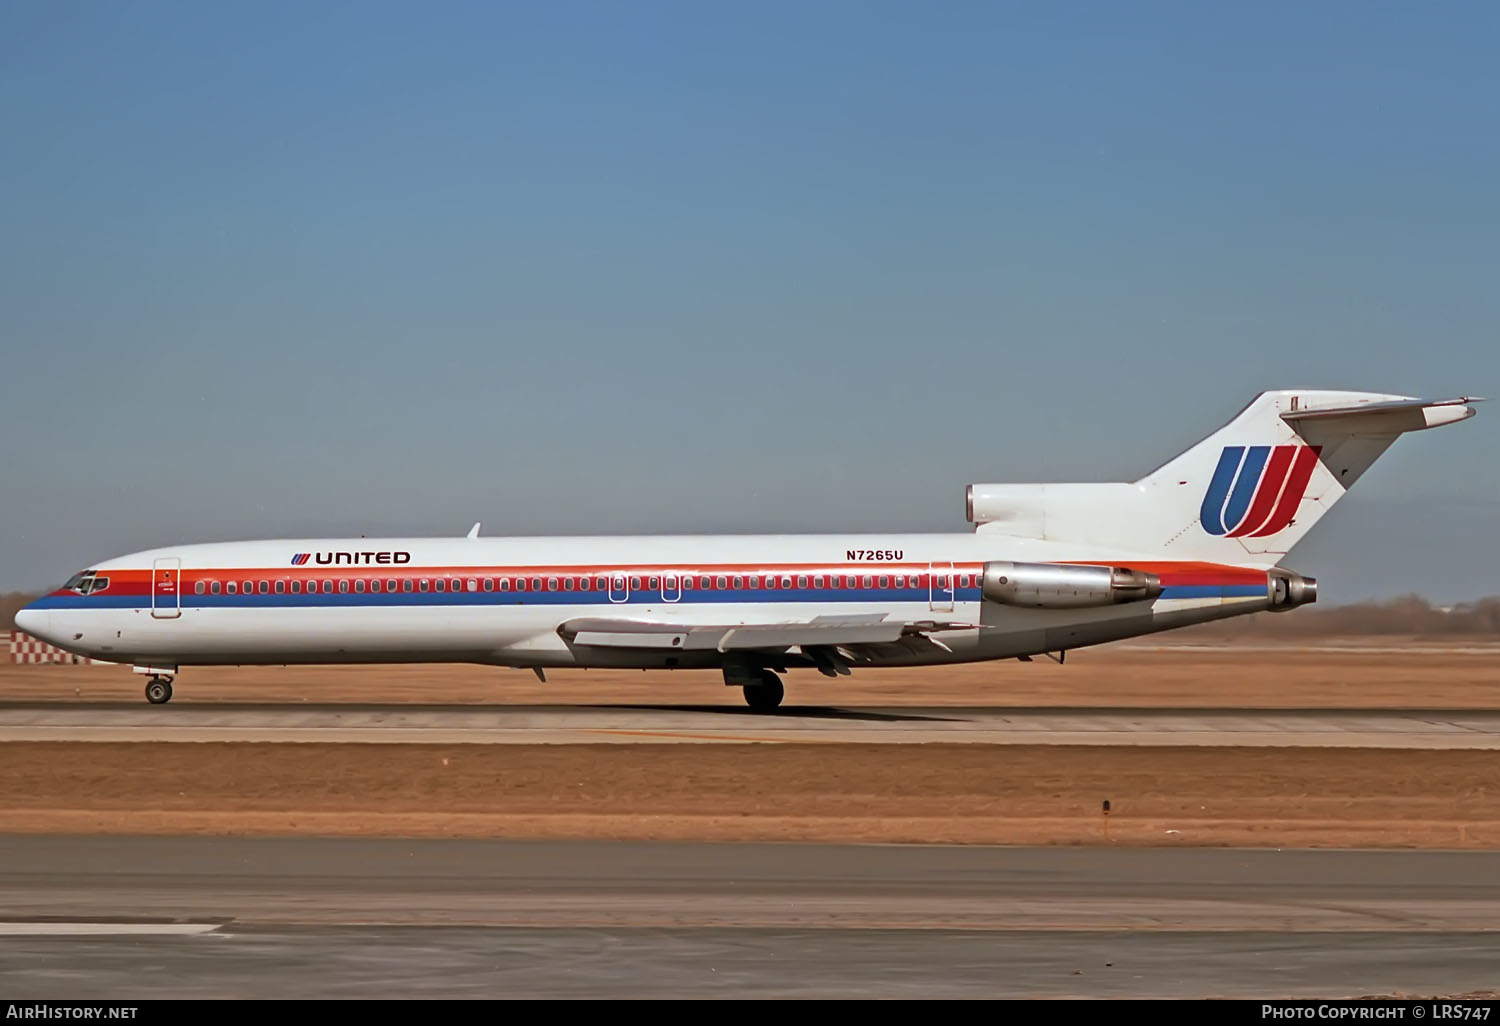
[1280, 395, 1483, 428]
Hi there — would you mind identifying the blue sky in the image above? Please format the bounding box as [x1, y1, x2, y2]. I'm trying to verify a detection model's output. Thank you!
[1, 1, 1496, 602]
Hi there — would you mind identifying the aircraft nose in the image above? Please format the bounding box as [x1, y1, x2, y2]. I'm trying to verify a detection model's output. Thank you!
[13, 606, 51, 641]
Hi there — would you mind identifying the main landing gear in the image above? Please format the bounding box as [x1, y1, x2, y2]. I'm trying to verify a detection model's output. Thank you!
[144, 676, 174, 705]
[742, 670, 784, 712]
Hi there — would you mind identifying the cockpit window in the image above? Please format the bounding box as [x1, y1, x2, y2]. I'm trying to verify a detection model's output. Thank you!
[64, 571, 110, 595]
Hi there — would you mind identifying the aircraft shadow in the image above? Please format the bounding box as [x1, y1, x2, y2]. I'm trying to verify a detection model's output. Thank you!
[0, 699, 960, 721]
[595, 703, 964, 722]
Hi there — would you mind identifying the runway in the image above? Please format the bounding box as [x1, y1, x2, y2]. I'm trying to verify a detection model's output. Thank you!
[3, 838, 1500, 998]
[3, 702, 1500, 747]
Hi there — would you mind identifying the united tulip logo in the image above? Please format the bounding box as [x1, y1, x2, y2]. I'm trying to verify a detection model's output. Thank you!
[1200, 445, 1321, 537]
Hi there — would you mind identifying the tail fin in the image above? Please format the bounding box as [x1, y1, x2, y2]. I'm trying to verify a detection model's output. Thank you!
[969, 390, 1481, 567]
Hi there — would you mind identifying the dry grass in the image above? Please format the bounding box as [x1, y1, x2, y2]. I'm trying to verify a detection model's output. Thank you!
[3, 742, 1498, 848]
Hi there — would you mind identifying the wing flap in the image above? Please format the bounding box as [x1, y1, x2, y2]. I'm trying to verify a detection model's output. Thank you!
[559, 615, 976, 654]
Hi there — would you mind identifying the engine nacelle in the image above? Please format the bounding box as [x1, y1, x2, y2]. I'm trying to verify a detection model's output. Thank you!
[981, 561, 1163, 609]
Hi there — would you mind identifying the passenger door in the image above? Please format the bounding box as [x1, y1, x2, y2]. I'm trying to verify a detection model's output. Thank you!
[151, 557, 182, 619]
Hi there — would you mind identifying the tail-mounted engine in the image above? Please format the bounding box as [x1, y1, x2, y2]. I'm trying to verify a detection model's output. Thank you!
[981, 561, 1163, 609]
[1267, 569, 1318, 611]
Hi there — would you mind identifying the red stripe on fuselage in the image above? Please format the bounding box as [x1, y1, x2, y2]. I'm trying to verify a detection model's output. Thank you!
[57, 559, 1269, 598]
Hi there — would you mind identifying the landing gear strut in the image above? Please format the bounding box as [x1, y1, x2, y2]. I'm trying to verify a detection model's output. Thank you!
[144, 676, 174, 705]
[742, 670, 784, 712]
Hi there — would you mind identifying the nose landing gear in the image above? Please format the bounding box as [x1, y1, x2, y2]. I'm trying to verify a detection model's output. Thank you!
[144, 676, 174, 705]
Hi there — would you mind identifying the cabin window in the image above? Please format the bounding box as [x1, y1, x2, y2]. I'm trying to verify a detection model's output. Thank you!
[483, 578, 494, 592]
[797, 575, 808, 589]
[715, 575, 727, 589]
[400, 579, 411, 593]
[700, 576, 712, 588]
[211, 581, 222, 595]
[322, 580, 333, 593]
[194, 581, 205, 595]
[226, 582, 237, 594]
[648, 576, 659, 590]
[545, 577, 557, 591]
[682, 576, 694, 590]
[894, 575, 905, 588]
[780, 576, 792, 589]
[257, 581, 268, 594]
[353, 579, 365, 594]
[813, 575, 824, 589]
[629, 576, 641, 590]
[270, 580, 281, 594]
[289, 580, 300, 594]
[415, 579, 427, 592]
[577, 577, 589, 591]
[370, 580, 381, 593]
[563, 577, 575, 591]
[878, 575, 889, 589]
[499, 578, 511, 591]
[335, 580, 346, 593]
[862, 575, 873, 588]
[595, 576, 607, 591]
[730, 575, 741, 590]
[304, 581, 315, 594]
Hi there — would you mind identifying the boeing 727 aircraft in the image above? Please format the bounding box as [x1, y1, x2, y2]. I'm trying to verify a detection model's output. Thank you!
[13, 390, 1481, 708]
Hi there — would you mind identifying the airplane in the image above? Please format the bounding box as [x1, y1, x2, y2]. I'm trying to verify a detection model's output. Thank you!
[12, 389, 1482, 709]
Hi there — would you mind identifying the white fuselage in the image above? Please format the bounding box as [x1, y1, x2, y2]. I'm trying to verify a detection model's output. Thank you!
[18, 532, 1275, 674]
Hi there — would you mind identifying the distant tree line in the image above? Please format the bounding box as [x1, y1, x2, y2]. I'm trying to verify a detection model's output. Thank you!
[1179, 595, 1500, 638]
[0, 592, 35, 629]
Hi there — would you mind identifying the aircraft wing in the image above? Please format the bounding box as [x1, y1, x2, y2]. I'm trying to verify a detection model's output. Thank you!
[556, 614, 983, 675]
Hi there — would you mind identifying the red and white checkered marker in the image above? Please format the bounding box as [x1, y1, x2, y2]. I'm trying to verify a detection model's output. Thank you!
[6, 631, 112, 665]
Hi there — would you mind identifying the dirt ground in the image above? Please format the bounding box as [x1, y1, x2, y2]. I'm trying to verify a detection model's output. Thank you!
[2, 741, 1497, 848]
[4, 642, 1500, 708]
[7, 644, 1500, 848]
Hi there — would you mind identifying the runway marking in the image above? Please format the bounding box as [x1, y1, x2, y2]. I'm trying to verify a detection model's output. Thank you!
[0, 921, 222, 936]
[582, 728, 790, 743]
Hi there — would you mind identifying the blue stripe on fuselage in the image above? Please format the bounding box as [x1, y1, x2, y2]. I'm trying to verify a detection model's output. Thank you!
[25, 583, 1264, 611]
